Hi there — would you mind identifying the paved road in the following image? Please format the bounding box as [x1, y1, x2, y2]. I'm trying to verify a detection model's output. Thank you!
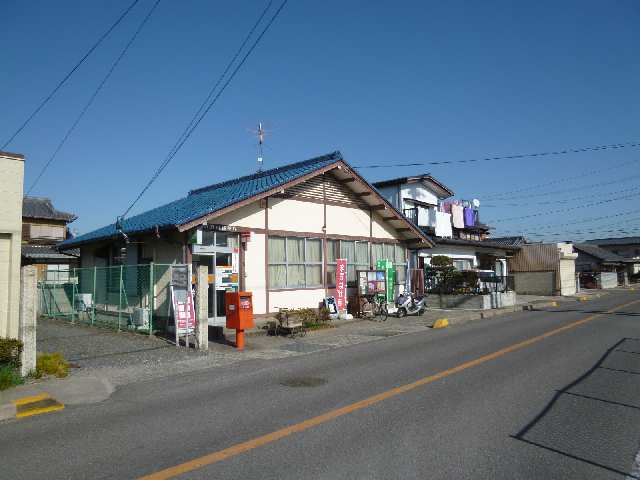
[2, 290, 640, 479]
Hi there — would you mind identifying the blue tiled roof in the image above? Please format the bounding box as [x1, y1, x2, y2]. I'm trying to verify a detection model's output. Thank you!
[60, 152, 343, 248]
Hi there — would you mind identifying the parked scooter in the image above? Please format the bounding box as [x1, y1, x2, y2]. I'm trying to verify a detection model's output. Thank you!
[395, 292, 427, 317]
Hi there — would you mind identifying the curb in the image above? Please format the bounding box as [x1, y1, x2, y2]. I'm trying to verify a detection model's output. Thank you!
[0, 392, 64, 421]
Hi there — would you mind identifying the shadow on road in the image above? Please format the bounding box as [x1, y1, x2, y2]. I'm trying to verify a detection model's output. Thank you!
[512, 337, 640, 478]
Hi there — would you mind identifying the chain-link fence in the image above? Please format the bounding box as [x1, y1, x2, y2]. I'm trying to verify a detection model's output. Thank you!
[38, 263, 178, 335]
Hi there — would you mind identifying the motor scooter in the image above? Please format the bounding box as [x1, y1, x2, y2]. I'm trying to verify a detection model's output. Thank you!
[395, 292, 427, 317]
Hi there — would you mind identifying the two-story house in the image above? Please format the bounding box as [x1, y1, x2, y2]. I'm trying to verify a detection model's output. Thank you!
[21, 196, 79, 281]
[373, 174, 517, 277]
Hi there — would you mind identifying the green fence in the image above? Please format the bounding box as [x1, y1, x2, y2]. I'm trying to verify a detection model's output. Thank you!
[38, 263, 177, 334]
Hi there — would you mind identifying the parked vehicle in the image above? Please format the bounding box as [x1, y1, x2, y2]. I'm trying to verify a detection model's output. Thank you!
[395, 292, 427, 317]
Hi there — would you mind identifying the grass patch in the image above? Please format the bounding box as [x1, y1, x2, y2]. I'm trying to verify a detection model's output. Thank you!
[0, 365, 24, 391]
[36, 352, 69, 379]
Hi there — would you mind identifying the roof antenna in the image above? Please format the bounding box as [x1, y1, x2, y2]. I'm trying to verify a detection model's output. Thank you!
[250, 122, 266, 172]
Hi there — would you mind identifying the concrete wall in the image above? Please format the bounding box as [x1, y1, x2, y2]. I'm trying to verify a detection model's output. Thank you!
[558, 257, 577, 296]
[425, 291, 516, 310]
[512, 271, 555, 296]
[244, 233, 266, 314]
[0, 152, 24, 339]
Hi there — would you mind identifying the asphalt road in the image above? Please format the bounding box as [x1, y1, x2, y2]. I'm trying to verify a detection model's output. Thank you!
[2, 290, 640, 479]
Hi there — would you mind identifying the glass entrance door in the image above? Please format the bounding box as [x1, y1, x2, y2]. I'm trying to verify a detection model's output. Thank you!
[191, 230, 240, 327]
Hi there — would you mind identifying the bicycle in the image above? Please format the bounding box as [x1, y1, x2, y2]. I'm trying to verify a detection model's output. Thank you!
[369, 294, 388, 322]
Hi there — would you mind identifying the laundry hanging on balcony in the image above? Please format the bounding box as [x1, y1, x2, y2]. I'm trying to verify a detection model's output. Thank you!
[463, 207, 475, 227]
[451, 203, 464, 228]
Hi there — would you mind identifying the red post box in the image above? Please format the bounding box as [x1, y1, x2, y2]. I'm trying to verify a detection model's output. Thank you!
[225, 291, 254, 349]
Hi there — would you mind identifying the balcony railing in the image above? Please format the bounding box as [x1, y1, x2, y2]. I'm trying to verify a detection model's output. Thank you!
[403, 207, 418, 225]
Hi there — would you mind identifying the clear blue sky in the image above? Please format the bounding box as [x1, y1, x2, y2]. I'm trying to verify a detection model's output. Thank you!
[2, 0, 639, 241]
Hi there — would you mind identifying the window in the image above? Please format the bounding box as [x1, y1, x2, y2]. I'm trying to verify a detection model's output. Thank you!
[29, 224, 65, 240]
[326, 239, 369, 286]
[453, 259, 471, 271]
[394, 244, 407, 285]
[268, 237, 323, 289]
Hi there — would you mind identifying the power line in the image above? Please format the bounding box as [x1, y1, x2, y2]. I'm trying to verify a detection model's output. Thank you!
[352, 142, 640, 169]
[494, 210, 640, 234]
[487, 191, 640, 223]
[121, 0, 287, 219]
[484, 170, 640, 201]
[483, 185, 640, 208]
[27, 0, 162, 196]
[2, 0, 141, 149]
[156, 0, 274, 182]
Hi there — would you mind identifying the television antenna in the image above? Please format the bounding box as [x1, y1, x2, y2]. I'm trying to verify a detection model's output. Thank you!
[249, 122, 270, 172]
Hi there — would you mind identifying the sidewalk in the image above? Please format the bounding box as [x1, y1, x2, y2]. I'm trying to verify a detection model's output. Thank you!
[0, 287, 618, 421]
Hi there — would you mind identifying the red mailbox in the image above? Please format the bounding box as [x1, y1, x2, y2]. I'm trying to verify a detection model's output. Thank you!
[225, 291, 254, 349]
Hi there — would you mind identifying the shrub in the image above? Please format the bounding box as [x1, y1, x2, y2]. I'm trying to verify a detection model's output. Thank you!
[0, 338, 23, 368]
[0, 365, 24, 391]
[36, 352, 69, 378]
[430, 255, 453, 268]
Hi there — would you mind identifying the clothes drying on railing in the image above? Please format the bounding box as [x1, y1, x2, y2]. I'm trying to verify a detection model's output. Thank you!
[451, 203, 464, 228]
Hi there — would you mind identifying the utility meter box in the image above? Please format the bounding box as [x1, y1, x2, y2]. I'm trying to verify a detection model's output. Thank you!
[225, 291, 254, 330]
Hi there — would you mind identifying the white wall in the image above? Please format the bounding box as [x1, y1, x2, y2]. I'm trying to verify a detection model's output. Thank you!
[419, 247, 478, 268]
[400, 183, 439, 206]
[269, 288, 326, 311]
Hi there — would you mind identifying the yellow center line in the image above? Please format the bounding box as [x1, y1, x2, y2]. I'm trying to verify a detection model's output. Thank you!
[138, 297, 640, 480]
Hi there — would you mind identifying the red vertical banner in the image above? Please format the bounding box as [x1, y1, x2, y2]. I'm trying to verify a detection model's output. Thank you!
[336, 258, 347, 311]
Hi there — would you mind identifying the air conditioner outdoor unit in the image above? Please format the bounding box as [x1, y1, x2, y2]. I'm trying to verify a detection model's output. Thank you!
[75, 293, 93, 311]
[132, 307, 149, 328]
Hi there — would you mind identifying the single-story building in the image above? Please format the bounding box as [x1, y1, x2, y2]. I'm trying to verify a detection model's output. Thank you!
[59, 152, 433, 325]
[506, 242, 578, 296]
[574, 243, 634, 288]
[583, 236, 640, 279]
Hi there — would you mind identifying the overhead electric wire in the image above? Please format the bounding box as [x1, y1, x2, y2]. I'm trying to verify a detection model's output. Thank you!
[121, 0, 287, 219]
[351, 141, 640, 169]
[494, 210, 640, 234]
[487, 191, 640, 223]
[483, 185, 640, 208]
[26, 0, 162, 196]
[154, 0, 273, 176]
[1, 0, 141, 149]
[484, 170, 640, 201]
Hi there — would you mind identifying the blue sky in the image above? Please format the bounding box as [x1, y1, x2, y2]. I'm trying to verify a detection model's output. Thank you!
[2, 0, 639, 241]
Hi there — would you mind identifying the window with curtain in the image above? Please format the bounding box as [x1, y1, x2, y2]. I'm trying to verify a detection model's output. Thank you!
[268, 236, 323, 289]
[326, 239, 369, 287]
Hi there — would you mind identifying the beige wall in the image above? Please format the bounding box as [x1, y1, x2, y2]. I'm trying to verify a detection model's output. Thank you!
[244, 233, 266, 314]
[269, 288, 326, 311]
[269, 198, 324, 233]
[215, 201, 265, 229]
[0, 153, 24, 339]
[326, 204, 370, 237]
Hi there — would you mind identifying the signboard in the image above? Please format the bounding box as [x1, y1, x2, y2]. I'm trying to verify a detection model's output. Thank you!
[201, 224, 238, 232]
[336, 258, 347, 311]
[170, 265, 195, 343]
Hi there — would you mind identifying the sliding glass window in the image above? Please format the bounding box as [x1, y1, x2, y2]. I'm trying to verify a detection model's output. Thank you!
[268, 237, 322, 289]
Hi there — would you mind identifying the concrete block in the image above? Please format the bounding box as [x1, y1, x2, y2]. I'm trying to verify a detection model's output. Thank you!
[196, 266, 208, 351]
[19, 266, 37, 377]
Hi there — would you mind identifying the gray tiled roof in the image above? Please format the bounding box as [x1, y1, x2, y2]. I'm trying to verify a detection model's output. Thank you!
[573, 243, 630, 263]
[489, 236, 527, 247]
[21, 244, 79, 260]
[584, 236, 640, 246]
[23, 197, 76, 222]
